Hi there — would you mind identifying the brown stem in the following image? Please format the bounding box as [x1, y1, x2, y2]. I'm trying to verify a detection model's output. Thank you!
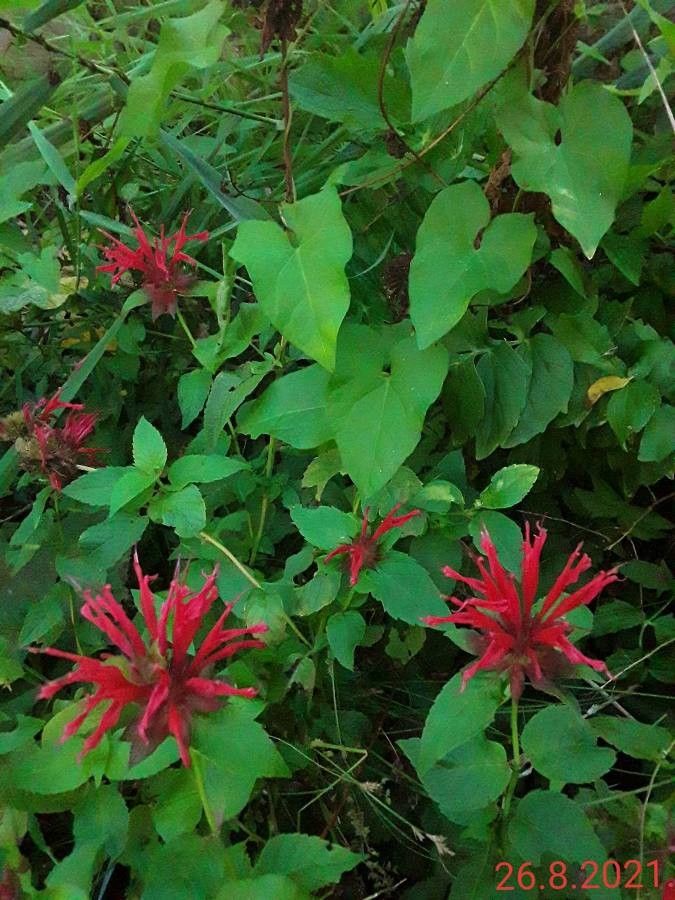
[280, 39, 295, 203]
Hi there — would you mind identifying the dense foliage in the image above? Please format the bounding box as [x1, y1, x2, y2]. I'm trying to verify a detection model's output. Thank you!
[0, 0, 673, 897]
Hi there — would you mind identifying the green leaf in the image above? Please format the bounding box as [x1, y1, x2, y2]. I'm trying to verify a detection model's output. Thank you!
[475, 343, 530, 459]
[76, 136, 131, 197]
[216, 876, 306, 900]
[24, 0, 84, 32]
[0, 77, 55, 148]
[409, 181, 536, 347]
[403, 735, 510, 823]
[638, 403, 673, 462]
[521, 705, 616, 784]
[190, 703, 289, 825]
[79, 513, 148, 570]
[109, 468, 157, 517]
[151, 769, 202, 842]
[601, 231, 645, 285]
[442, 356, 486, 445]
[177, 368, 212, 429]
[119, 1, 229, 138]
[503, 334, 574, 447]
[290, 505, 357, 550]
[168, 454, 248, 489]
[238, 365, 333, 449]
[497, 74, 633, 257]
[301, 448, 343, 502]
[592, 599, 642, 636]
[478, 464, 539, 509]
[589, 716, 671, 761]
[326, 611, 366, 670]
[132, 417, 167, 475]
[142, 834, 226, 900]
[19, 587, 66, 646]
[418, 673, 503, 774]
[161, 131, 270, 224]
[289, 50, 408, 130]
[469, 510, 524, 574]
[606, 381, 659, 448]
[203, 367, 270, 452]
[254, 834, 363, 892]
[296, 569, 341, 616]
[230, 188, 353, 370]
[360, 551, 450, 625]
[63, 467, 131, 507]
[0, 160, 47, 224]
[28, 122, 76, 196]
[328, 326, 449, 497]
[507, 790, 606, 865]
[406, 0, 535, 121]
[157, 484, 206, 537]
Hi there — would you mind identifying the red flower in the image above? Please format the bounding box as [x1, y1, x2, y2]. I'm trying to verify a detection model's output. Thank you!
[97, 209, 208, 320]
[0, 390, 100, 491]
[32, 553, 267, 766]
[423, 524, 618, 699]
[324, 504, 421, 586]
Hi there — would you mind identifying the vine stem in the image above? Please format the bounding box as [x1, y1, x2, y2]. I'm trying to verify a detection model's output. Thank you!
[198, 531, 261, 590]
[199, 530, 311, 649]
[501, 696, 521, 827]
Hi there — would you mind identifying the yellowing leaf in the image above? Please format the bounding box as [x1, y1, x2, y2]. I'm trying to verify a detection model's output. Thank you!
[586, 376, 631, 407]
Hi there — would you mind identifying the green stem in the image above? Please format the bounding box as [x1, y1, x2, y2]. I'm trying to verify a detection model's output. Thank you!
[501, 696, 521, 826]
[199, 530, 311, 649]
[176, 308, 196, 348]
[199, 531, 261, 590]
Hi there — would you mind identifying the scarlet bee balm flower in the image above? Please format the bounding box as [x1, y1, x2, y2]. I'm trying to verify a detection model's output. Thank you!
[97, 209, 208, 320]
[0, 389, 99, 491]
[423, 524, 618, 699]
[325, 503, 421, 586]
[32, 554, 267, 767]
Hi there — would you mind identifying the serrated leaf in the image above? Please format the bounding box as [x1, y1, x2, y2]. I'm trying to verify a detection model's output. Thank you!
[406, 0, 535, 121]
[168, 454, 248, 489]
[255, 833, 363, 891]
[177, 369, 212, 429]
[109, 468, 156, 516]
[589, 716, 671, 761]
[326, 611, 366, 670]
[418, 673, 503, 774]
[508, 791, 607, 866]
[290, 505, 357, 550]
[190, 703, 289, 825]
[132, 417, 167, 474]
[478, 464, 539, 509]
[360, 551, 450, 625]
[62, 466, 130, 506]
[158, 484, 206, 537]
[521, 705, 615, 784]
[231, 188, 353, 370]
[409, 181, 536, 348]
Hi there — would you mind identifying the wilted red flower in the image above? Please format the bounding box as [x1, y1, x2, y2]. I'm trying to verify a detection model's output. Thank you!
[32, 553, 267, 766]
[325, 504, 421, 586]
[0, 390, 99, 491]
[97, 209, 208, 320]
[423, 524, 618, 699]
